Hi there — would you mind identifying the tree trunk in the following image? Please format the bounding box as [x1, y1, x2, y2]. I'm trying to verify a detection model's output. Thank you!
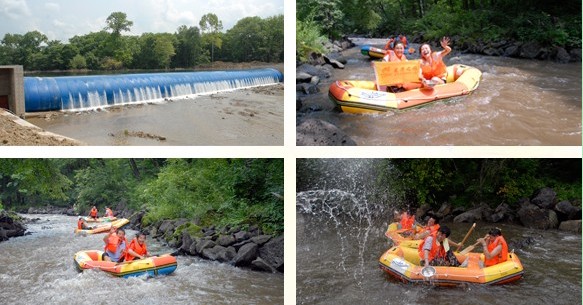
[129, 158, 141, 179]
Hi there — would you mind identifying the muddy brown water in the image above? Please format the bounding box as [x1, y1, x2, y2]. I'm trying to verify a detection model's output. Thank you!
[27, 85, 283, 146]
[297, 38, 581, 145]
[0, 214, 283, 305]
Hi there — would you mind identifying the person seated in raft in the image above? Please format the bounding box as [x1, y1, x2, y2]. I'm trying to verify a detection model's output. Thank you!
[104, 206, 114, 218]
[418, 36, 452, 87]
[77, 217, 94, 230]
[89, 205, 98, 220]
[125, 232, 149, 261]
[102, 227, 127, 262]
[478, 228, 508, 267]
[413, 215, 441, 240]
[418, 226, 463, 267]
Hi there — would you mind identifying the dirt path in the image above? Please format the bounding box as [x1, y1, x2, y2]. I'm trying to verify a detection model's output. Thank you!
[0, 110, 82, 146]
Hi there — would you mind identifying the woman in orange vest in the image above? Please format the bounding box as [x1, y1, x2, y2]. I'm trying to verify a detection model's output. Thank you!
[89, 206, 98, 220]
[477, 228, 508, 267]
[418, 225, 462, 267]
[103, 227, 127, 262]
[418, 36, 451, 87]
[125, 232, 149, 261]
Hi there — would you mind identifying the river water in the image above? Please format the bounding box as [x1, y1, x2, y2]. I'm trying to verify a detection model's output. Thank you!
[296, 159, 581, 305]
[0, 214, 283, 305]
[296, 192, 581, 305]
[298, 38, 582, 145]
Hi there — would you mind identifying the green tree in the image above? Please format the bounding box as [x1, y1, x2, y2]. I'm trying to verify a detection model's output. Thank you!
[173, 25, 204, 67]
[104, 12, 134, 36]
[199, 13, 223, 63]
[69, 54, 87, 69]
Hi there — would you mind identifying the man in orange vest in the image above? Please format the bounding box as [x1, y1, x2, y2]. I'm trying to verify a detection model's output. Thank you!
[418, 225, 461, 267]
[89, 206, 98, 220]
[477, 228, 508, 267]
[414, 215, 441, 240]
[125, 232, 149, 261]
[103, 227, 127, 262]
[77, 217, 94, 230]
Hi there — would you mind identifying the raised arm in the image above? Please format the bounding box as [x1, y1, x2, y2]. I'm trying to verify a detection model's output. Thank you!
[439, 36, 451, 58]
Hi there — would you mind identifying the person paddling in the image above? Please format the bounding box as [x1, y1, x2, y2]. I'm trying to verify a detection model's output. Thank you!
[104, 207, 114, 218]
[103, 227, 127, 262]
[477, 228, 508, 267]
[125, 232, 149, 261]
[418, 36, 451, 87]
[77, 217, 94, 230]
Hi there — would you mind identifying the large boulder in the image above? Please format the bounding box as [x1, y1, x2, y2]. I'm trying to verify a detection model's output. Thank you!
[250, 235, 272, 246]
[558, 220, 582, 233]
[258, 236, 284, 272]
[233, 242, 258, 266]
[453, 203, 492, 223]
[0, 211, 26, 242]
[520, 41, 543, 59]
[554, 200, 579, 221]
[296, 119, 357, 146]
[216, 235, 236, 247]
[251, 257, 277, 273]
[202, 245, 237, 262]
[531, 187, 556, 209]
[517, 202, 557, 229]
[551, 47, 571, 63]
[195, 239, 216, 254]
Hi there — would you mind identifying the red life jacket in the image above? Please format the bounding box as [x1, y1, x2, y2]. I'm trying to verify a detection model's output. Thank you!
[125, 238, 148, 261]
[418, 232, 446, 262]
[421, 52, 447, 80]
[484, 236, 508, 267]
[90, 208, 98, 217]
[77, 219, 83, 230]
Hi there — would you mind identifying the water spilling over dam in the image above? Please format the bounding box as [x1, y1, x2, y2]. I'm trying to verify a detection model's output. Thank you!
[23, 68, 283, 112]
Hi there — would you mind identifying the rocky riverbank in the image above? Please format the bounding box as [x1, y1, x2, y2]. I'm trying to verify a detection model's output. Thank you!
[112, 206, 284, 274]
[413, 187, 582, 233]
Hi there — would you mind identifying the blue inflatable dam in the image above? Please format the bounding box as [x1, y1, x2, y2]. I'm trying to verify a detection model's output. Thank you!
[24, 68, 283, 112]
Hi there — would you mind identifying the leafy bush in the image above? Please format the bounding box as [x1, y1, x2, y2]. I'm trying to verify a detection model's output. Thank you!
[296, 19, 327, 61]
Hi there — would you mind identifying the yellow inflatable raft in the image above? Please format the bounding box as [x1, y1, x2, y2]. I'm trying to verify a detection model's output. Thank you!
[329, 64, 482, 113]
[75, 218, 129, 234]
[74, 250, 177, 278]
[379, 245, 524, 286]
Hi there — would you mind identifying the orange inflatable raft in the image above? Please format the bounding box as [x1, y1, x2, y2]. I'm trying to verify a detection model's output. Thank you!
[329, 64, 482, 113]
[379, 245, 524, 286]
[74, 250, 177, 278]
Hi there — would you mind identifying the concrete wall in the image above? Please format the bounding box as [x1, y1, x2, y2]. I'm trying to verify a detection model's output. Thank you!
[0, 66, 25, 117]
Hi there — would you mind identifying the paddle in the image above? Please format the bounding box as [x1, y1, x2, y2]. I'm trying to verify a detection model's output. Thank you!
[456, 223, 476, 252]
[459, 241, 481, 255]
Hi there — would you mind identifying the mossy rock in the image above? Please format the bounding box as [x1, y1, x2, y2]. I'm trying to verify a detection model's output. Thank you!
[173, 222, 203, 239]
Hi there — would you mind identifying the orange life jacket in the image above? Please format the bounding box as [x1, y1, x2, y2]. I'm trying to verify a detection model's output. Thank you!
[484, 236, 508, 267]
[104, 233, 127, 255]
[105, 208, 113, 217]
[424, 224, 440, 236]
[421, 52, 447, 80]
[418, 232, 446, 262]
[383, 50, 407, 62]
[90, 208, 98, 217]
[125, 238, 148, 261]
[400, 213, 415, 230]
[77, 219, 83, 230]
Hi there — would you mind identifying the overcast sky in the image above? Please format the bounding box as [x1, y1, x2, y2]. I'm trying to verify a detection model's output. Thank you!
[0, 0, 283, 42]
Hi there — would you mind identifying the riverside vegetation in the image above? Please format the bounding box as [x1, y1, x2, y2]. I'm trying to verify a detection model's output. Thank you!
[0, 159, 283, 272]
